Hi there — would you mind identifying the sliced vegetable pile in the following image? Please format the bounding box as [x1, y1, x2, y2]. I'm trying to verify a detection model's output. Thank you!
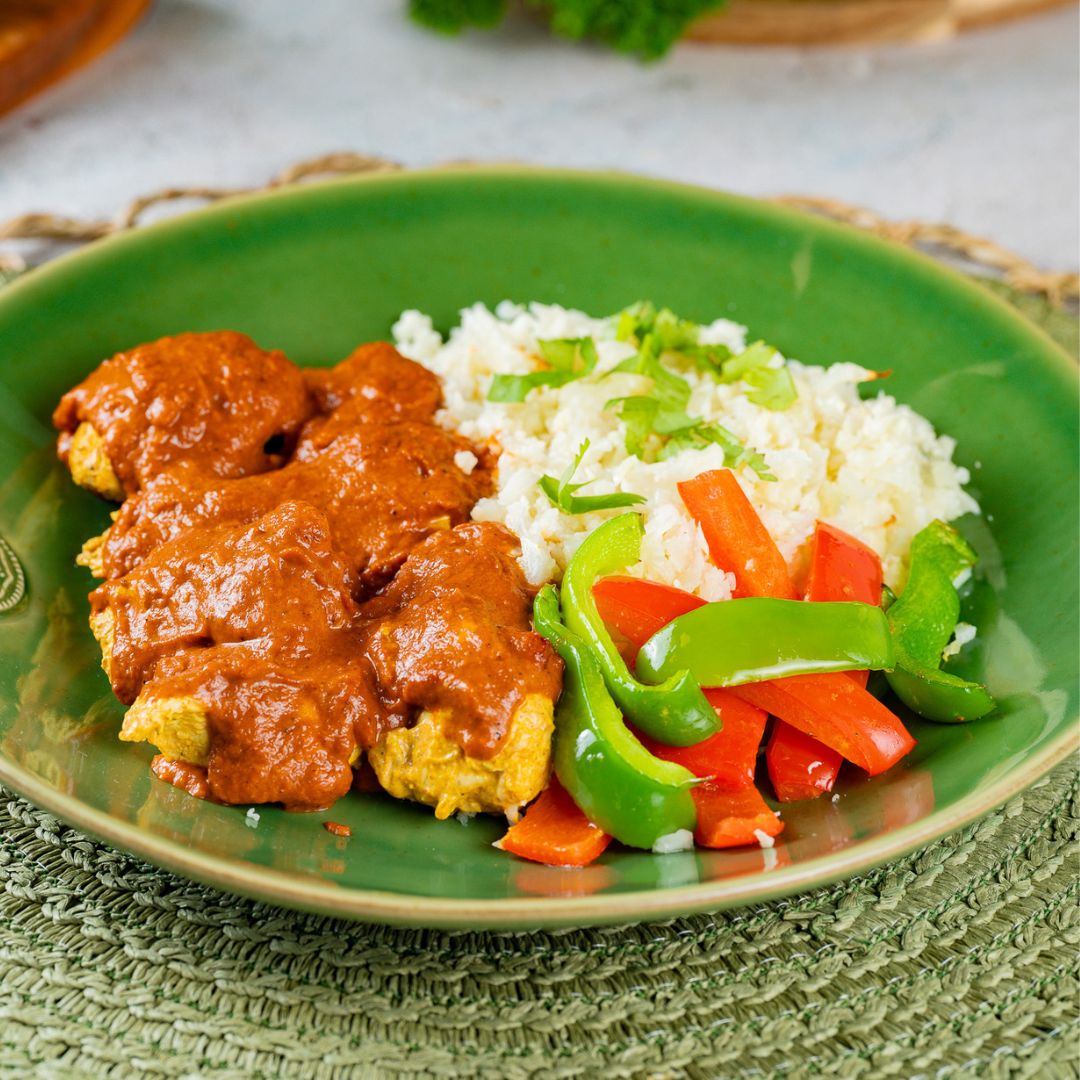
[499, 467, 995, 868]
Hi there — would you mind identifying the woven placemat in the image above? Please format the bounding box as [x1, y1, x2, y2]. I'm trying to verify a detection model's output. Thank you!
[1, 166, 1077, 1080]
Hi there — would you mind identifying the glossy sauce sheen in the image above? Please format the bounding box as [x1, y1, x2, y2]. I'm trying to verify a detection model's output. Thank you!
[150, 755, 211, 801]
[101, 421, 491, 590]
[69, 333, 562, 810]
[54, 331, 313, 493]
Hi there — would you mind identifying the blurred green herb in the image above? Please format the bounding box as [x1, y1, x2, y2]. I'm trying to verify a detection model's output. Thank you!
[409, 0, 729, 60]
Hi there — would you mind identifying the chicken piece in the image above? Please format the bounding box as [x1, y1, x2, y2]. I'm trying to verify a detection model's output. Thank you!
[53, 331, 313, 498]
[88, 605, 116, 679]
[369, 695, 554, 820]
[297, 341, 443, 457]
[119, 691, 362, 775]
[357, 522, 563, 819]
[77, 511, 118, 578]
[66, 422, 125, 502]
[91, 501, 382, 810]
[96, 422, 492, 589]
[358, 521, 563, 759]
[89, 605, 210, 763]
[121, 695, 212, 767]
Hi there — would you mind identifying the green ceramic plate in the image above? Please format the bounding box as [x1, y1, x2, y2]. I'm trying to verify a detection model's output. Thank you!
[0, 168, 1075, 929]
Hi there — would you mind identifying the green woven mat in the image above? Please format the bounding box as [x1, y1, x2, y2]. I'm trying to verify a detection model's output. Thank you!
[1, 274, 1077, 1080]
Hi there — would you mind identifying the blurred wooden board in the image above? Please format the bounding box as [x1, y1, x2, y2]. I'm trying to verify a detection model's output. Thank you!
[0, 0, 150, 117]
[687, 0, 1075, 44]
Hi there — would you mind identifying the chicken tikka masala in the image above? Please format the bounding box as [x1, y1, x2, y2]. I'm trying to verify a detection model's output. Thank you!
[55, 331, 562, 818]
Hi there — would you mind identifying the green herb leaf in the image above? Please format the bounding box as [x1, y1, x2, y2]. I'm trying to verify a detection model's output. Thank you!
[658, 422, 776, 480]
[605, 396, 659, 458]
[682, 342, 734, 376]
[539, 337, 599, 373]
[538, 439, 646, 515]
[720, 341, 797, 411]
[651, 307, 701, 352]
[612, 333, 692, 413]
[487, 337, 598, 403]
[615, 302, 699, 352]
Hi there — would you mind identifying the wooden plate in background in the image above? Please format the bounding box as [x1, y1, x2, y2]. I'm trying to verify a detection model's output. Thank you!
[687, 0, 1074, 45]
[0, 0, 151, 117]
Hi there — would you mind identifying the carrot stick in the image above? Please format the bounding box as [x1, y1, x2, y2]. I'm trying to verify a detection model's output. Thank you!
[692, 783, 783, 849]
[497, 777, 611, 867]
[677, 469, 797, 599]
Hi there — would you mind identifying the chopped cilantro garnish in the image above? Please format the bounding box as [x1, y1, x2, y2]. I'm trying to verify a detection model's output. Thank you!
[660, 422, 776, 481]
[489, 306, 790, 481]
[487, 337, 598, 403]
[538, 439, 646, 515]
[616, 301, 698, 353]
[614, 302, 797, 413]
[606, 303, 787, 479]
[718, 341, 797, 411]
[605, 396, 775, 481]
[612, 334, 692, 412]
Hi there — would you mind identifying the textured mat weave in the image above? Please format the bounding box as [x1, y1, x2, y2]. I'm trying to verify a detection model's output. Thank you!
[0, 272, 1077, 1080]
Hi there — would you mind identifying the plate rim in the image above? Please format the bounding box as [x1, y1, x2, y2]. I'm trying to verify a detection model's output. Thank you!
[0, 164, 1076, 929]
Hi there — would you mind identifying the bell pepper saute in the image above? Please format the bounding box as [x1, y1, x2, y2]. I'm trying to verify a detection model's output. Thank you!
[531, 585, 698, 850]
[502, 467, 997, 868]
[559, 513, 720, 747]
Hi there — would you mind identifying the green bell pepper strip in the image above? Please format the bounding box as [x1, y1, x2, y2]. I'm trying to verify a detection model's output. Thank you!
[636, 598, 896, 687]
[884, 520, 995, 723]
[560, 513, 720, 747]
[533, 585, 698, 849]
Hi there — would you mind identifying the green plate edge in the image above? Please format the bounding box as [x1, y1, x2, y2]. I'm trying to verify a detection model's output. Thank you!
[0, 165, 1075, 929]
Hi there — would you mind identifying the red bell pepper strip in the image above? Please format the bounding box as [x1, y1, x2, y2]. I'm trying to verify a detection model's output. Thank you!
[635, 688, 767, 791]
[805, 521, 884, 609]
[677, 470, 797, 599]
[766, 722, 841, 801]
[692, 783, 784, 849]
[677, 479, 912, 776]
[593, 575, 704, 654]
[497, 776, 612, 868]
[732, 675, 914, 777]
[766, 521, 883, 800]
[595, 488, 914, 779]
[636, 688, 773, 849]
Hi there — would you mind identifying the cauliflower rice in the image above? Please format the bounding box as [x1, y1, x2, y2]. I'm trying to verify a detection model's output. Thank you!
[393, 302, 977, 597]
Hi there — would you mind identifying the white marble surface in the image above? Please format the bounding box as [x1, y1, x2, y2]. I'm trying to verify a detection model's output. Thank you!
[1, 0, 1077, 268]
